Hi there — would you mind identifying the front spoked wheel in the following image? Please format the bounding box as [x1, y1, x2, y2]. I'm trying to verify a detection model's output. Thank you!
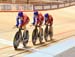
[49, 26, 53, 41]
[32, 29, 38, 45]
[13, 31, 22, 50]
[44, 25, 49, 42]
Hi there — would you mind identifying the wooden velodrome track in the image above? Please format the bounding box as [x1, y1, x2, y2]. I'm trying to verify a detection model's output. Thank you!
[0, 6, 75, 57]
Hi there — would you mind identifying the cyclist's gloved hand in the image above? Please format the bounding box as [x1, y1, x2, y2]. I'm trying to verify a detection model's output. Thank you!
[16, 24, 18, 27]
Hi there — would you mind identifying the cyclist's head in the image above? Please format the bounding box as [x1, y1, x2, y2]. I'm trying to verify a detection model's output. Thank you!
[18, 11, 23, 17]
[44, 13, 49, 18]
[34, 11, 38, 16]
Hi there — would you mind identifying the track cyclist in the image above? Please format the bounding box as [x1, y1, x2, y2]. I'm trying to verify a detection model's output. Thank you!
[13, 11, 30, 50]
[44, 13, 53, 41]
[32, 11, 44, 45]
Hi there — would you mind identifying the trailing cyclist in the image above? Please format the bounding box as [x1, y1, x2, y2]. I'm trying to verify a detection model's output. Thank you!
[44, 13, 53, 41]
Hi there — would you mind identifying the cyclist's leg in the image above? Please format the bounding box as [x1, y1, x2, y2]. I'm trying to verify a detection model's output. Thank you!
[23, 25, 26, 31]
[22, 25, 27, 47]
[39, 24, 43, 36]
[39, 22, 43, 33]
[39, 23, 43, 43]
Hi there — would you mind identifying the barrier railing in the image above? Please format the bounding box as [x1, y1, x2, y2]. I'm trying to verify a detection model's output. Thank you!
[33, 2, 75, 10]
[0, 3, 33, 11]
[0, 1, 75, 12]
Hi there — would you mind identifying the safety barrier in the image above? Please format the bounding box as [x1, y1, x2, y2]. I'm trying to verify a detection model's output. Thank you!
[33, 2, 75, 10]
[0, 3, 33, 11]
[0, 1, 75, 12]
